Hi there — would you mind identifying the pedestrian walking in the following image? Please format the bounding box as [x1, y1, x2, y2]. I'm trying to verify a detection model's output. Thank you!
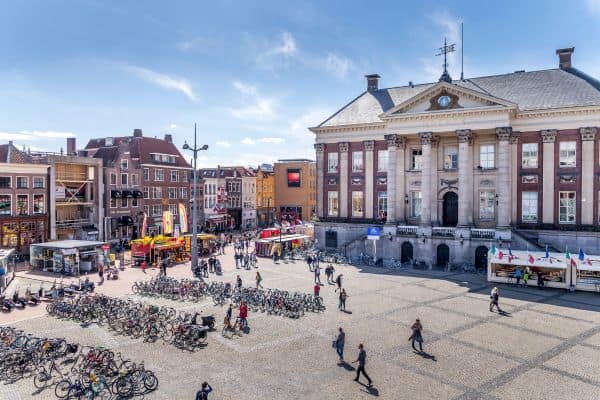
[514, 268, 522, 286]
[335, 327, 345, 362]
[409, 318, 424, 353]
[523, 270, 529, 287]
[352, 344, 372, 387]
[314, 265, 322, 284]
[98, 263, 105, 284]
[489, 287, 501, 312]
[314, 283, 320, 298]
[195, 381, 213, 400]
[537, 272, 545, 289]
[335, 274, 343, 292]
[339, 288, 347, 311]
[236, 275, 243, 290]
[239, 301, 248, 329]
[140, 260, 147, 274]
[306, 254, 313, 272]
[256, 271, 263, 289]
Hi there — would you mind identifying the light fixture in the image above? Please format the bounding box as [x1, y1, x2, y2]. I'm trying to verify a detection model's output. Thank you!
[459, 234, 464, 245]
[405, 194, 409, 204]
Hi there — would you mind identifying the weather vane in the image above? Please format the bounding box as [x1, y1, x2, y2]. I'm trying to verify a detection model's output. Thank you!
[436, 37, 455, 83]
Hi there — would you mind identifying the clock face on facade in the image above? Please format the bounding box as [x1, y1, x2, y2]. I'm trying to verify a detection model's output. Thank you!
[437, 95, 451, 108]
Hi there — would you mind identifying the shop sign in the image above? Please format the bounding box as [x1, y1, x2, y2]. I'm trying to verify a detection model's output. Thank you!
[367, 226, 381, 240]
[55, 186, 66, 200]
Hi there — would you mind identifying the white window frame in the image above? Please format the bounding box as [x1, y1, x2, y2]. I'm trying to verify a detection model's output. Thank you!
[131, 197, 139, 208]
[169, 204, 178, 216]
[155, 169, 164, 182]
[411, 148, 422, 170]
[328, 152, 338, 173]
[480, 144, 495, 169]
[168, 187, 177, 199]
[120, 159, 128, 170]
[143, 187, 149, 199]
[110, 197, 117, 208]
[378, 191, 387, 217]
[143, 205, 149, 216]
[351, 191, 363, 218]
[410, 191, 422, 218]
[152, 204, 162, 217]
[130, 174, 139, 186]
[16, 176, 28, 189]
[444, 146, 458, 170]
[180, 187, 188, 199]
[328, 191, 339, 217]
[170, 170, 179, 182]
[16, 194, 28, 215]
[558, 191, 576, 224]
[0, 176, 12, 189]
[352, 151, 363, 172]
[522, 143, 538, 168]
[121, 197, 128, 208]
[33, 176, 45, 189]
[559, 141, 576, 168]
[377, 150, 388, 172]
[33, 194, 45, 214]
[479, 191, 495, 220]
[110, 173, 117, 185]
[143, 168, 149, 181]
[0, 194, 11, 215]
[120, 173, 128, 186]
[521, 191, 538, 223]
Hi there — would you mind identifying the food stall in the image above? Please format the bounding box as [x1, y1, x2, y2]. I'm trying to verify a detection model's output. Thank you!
[29, 240, 106, 275]
[131, 235, 186, 266]
[254, 234, 309, 257]
[573, 256, 600, 292]
[487, 249, 570, 289]
[0, 248, 16, 293]
[184, 233, 218, 256]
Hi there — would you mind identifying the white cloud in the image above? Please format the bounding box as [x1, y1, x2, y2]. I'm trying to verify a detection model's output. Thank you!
[241, 137, 256, 145]
[586, 0, 600, 14]
[260, 137, 284, 144]
[176, 36, 214, 53]
[0, 130, 75, 141]
[322, 53, 352, 79]
[215, 141, 231, 148]
[230, 81, 277, 120]
[169, 123, 178, 129]
[286, 109, 332, 136]
[122, 65, 197, 101]
[265, 31, 297, 58]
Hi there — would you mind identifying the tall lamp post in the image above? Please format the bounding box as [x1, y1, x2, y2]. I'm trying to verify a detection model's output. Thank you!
[183, 123, 209, 272]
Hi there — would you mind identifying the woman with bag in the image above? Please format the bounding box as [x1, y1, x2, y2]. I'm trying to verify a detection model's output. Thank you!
[409, 318, 424, 353]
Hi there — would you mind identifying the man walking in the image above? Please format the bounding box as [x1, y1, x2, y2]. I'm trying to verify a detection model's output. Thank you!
[335, 274, 343, 292]
[335, 327, 345, 362]
[339, 288, 347, 311]
[409, 318, 424, 353]
[515, 268, 522, 286]
[489, 287, 501, 312]
[352, 343, 372, 387]
[314, 265, 321, 285]
[306, 254, 313, 272]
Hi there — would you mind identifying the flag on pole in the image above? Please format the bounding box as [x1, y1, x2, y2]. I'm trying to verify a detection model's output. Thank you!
[498, 250, 504, 260]
[490, 243, 496, 255]
[578, 248, 585, 261]
[528, 253, 535, 264]
[141, 213, 147, 237]
[571, 257, 577, 269]
[565, 247, 571, 260]
[545, 244, 549, 258]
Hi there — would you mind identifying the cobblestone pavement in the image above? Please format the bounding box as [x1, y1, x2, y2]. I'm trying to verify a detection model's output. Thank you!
[1, 249, 600, 399]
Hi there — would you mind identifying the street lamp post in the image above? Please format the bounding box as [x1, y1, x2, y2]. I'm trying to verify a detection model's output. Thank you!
[183, 123, 209, 272]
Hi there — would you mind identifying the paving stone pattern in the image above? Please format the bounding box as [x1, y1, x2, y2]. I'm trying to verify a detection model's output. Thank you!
[1, 252, 600, 399]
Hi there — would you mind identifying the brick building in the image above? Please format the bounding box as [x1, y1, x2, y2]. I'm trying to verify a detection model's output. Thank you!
[256, 166, 275, 227]
[273, 159, 316, 223]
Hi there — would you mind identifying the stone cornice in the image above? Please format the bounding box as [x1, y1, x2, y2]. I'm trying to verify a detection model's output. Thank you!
[540, 129, 557, 143]
[516, 106, 600, 120]
[383, 106, 515, 122]
[309, 122, 386, 135]
[579, 127, 598, 141]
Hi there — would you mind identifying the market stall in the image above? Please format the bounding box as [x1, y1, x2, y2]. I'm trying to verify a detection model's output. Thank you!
[130, 235, 186, 267]
[573, 256, 600, 292]
[487, 249, 570, 289]
[0, 248, 16, 293]
[184, 233, 218, 256]
[30, 240, 106, 275]
[254, 234, 309, 257]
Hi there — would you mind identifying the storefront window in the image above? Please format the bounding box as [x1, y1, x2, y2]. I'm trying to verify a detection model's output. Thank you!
[0, 195, 11, 215]
[522, 192, 538, 222]
[2, 223, 17, 247]
[559, 191, 576, 223]
[522, 143, 538, 168]
[351, 191, 363, 217]
[33, 194, 45, 214]
[410, 191, 422, 218]
[328, 191, 339, 217]
[479, 191, 495, 220]
[17, 195, 28, 215]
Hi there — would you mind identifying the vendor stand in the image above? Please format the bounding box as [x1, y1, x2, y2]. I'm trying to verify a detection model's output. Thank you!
[487, 249, 569, 290]
[254, 234, 309, 257]
[184, 233, 218, 256]
[0, 248, 16, 293]
[130, 235, 186, 267]
[29, 240, 106, 275]
[573, 256, 600, 292]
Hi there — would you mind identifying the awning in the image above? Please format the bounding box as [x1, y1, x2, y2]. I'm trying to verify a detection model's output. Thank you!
[111, 190, 122, 198]
[122, 190, 134, 198]
[133, 190, 144, 198]
[120, 216, 134, 226]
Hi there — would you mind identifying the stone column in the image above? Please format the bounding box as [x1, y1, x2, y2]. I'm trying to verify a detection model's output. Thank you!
[430, 136, 439, 225]
[364, 140, 375, 219]
[419, 132, 432, 226]
[314, 143, 325, 218]
[496, 127, 512, 228]
[541, 130, 557, 224]
[580, 127, 597, 225]
[396, 137, 407, 223]
[456, 129, 473, 227]
[384, 135, 397, 224]
[510, 132, 520, 224]
[339, 142, 349, 218]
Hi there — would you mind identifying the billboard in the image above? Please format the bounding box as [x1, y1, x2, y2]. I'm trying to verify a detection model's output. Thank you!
[287, 168, 301, 187]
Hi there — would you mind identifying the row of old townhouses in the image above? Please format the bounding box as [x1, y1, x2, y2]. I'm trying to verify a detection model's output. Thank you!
[0, 128, 318, 254]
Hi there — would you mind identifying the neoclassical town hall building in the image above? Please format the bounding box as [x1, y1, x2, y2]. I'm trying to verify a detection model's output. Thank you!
[311, 48, 600, 268]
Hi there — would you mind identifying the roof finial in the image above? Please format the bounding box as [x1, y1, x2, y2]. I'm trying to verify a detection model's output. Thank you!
[436, 37, 455, 83]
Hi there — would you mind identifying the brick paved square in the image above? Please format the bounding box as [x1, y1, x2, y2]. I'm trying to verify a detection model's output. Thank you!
[391, 339, 519, 389]
[492, 368, 599, 400]
[583, 332, 600, 347]
[530, 300, 600, 323]
[499, 309, 596, 338]
[434, 295, 515, 318]
[378, 285, 450, 303]
[454, 321, 562, 360]
[544, 344, 600, 383]
[383, 305, 478, 334]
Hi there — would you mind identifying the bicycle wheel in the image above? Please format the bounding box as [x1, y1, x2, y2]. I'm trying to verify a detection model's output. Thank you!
[55, 379, 72, 398]
[33, 371, 50, 388]
[115, 377, 134, 398]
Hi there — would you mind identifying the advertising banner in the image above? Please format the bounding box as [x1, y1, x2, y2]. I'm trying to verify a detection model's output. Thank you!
[179, 203, 188, 233]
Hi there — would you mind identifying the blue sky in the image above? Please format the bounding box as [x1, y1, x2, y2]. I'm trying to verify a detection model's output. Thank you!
[1, 0, 599, 167]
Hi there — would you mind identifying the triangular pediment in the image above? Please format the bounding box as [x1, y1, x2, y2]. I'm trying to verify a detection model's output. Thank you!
[381, 81, 517, 118]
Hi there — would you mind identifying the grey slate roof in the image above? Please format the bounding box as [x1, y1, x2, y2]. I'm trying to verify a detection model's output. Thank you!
[318, 68, 600, 127]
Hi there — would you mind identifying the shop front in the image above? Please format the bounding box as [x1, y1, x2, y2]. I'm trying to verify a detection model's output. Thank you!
[130, 235, 186, 267]
[184, 233, 217, 256]
[30, 240, 106, 275]
[573, 257, 600, 292]
[0, 216, 48, 255]
[0, 248, 16, 293]
[254, 234, 309, 257]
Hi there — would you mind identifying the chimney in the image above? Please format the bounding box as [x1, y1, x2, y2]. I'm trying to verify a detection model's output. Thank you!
[133, 129, 143, 138]
[66, 137, 76, 155]
[556, 47, 575, 69]
[164, 134, 173, 143]
[365, 74, 380, 92]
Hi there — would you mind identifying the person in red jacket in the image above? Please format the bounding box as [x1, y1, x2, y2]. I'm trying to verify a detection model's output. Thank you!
[239, 301, 248, 329]
[313, 283, 321, 297]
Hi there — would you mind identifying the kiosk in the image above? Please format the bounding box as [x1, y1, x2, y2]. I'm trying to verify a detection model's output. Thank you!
[30, 240, 106, 275]
[254, 234, 309, 257]
[573, 256, 600, 292]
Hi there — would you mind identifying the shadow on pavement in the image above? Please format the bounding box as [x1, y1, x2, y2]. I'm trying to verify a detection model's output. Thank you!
[358, 382, 379, 396]
[337, 361, 355, 371]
